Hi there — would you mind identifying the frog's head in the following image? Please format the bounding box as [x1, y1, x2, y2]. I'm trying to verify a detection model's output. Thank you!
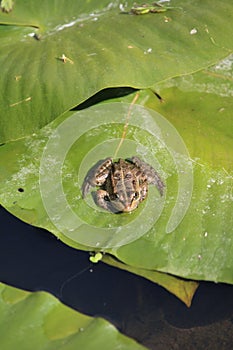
[109, 190, 141, 213]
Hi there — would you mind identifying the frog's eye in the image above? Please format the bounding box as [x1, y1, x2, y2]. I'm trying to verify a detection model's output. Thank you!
[134, 191, 139, 199]
[111, 193, 119, 200]
[104, 195, 110, 202]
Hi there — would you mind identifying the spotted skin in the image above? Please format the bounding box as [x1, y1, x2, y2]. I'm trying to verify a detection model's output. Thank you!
[82, 157, 164, 213]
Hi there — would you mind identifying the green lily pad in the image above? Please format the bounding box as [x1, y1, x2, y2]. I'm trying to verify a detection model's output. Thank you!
[112, 71, 233, 283]
[0, 101, 199, 305]
[0, 282, 147, 350]
[0, 0, 233, 142]
[0, 55, 232, 295]
[155, 53, 233, 100]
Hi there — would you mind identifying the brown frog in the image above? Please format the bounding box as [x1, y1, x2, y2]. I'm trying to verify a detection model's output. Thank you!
[82, 156, 164, 213]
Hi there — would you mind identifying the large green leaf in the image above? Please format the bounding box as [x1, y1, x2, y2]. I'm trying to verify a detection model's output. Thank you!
[0, 99, 199, 306]
[112, 66, 233, 283]
[1, 0, 233, 142]
[1, 1, 232, 306]
[1, 54, 232, 288]
[0, 282, 147, 350]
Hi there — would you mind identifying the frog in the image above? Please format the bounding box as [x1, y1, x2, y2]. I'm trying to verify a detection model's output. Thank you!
[81, 156, 164, 213]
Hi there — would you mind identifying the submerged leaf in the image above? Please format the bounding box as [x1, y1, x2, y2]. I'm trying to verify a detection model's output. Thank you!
[103, 256, 198, 307]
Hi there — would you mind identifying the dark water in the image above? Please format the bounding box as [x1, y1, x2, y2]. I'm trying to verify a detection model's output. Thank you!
[1, 206, 233, 349]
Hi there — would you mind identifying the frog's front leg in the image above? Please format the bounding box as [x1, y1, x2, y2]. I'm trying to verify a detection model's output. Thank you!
[131, 156, 165, 196]
[82, 158, 112, 198]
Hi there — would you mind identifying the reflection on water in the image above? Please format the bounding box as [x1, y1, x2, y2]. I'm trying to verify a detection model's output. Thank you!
[1, 206, 233, 349]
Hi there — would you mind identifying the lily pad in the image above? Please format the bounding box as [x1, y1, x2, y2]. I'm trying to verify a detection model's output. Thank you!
[0, 282, 147, 350]
[0, 58, 232, 291]
[0, 101, 198, 305]
[0, 0, 233, 142]
[112, 71, 233, 283]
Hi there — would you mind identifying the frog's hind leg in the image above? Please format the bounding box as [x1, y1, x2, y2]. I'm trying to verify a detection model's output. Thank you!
[130, 156, 164, 196]
[81, 158, 112, 198]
